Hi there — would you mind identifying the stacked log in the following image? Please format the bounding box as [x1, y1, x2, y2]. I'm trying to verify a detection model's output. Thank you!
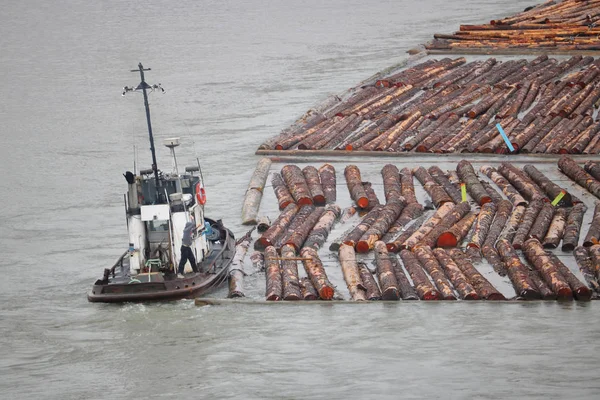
[402, 202, 455, 250]
[264, 246, 283, 301]
[416, 202, 471, 249]
[496, 239, 541, 300]
[468, 202, 496, 250]
[528, 203, 555, 241]
[281, 165, 313, 206]
[547, 253, 592, 301]
[318, 164, 337, 204]
[512, 199, 544, 249]
[399, 250, 441, 300]
[583, 202, 600, 247]
[373, 241, 401, 300]
[362, 182, 381, 210]
[357, 262, 382, 300]
[559, 156, 600, 200]
[499, 205, 526, 243]
[271, 173, 295, 211]
[356, 200, 406, 253]
[523, 239, 573, 300]
[574, 246, 600, 293]
[241, 157, 272, 225]
[429, 166, 463, 203]
[562, 203, 587, 251]
[456, 160, 492, 205]
[381, 202, 425, 243]
[276, 205, 316, 248]
[257, 203, 299, 249]
[382, 164, 402, 203]
[437, 212, 477, 247]
[304, 204, 341, 250]
[302, 166, 326, 206]
[542, 207, 569, 249]
[386, 210, 431, 252]
[345, 165, 369, 209]
[497, 163, 545, 203]
[280, 244, 302, 301]
[282, 207, 326, 251]
[480, 165, 527, 207]
[413, 167, 453, 207]
[400, 168, 419, 205]
[339, 244, 367, 301]
[448, 249, 505, 300]
[340, 205, 385, 249]
[414, 246, 457, 300]
[389, 253, 419, 300]
[523, 164, 573, 206]
[433, 248, 479, 299]
[300, 247, 335, 300]
[481, 200, 513, 276]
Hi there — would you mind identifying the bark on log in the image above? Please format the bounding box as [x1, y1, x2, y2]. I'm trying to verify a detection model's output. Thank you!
[381, 202, 425, 244]
[482, 244, 507, 276]
[302, 166, 326, 206]
[499, 205, 525, 243]
[523, 164, 572, 206]
[528, 203, 555, 241]
[304, 204, 341, 250]
[413, 166, 453, 208]
[373, 241, 400, 300]
[300, 247, 335, 300]
[547, 253, 591, 301]
[590, 245, 600, 282]
[256, 216, 271, 233]
[480, 165, 527, 207]
[276, 205, 316, 249]
[300, 277, 319, 300]
[433, 248, 479, 299]
[356, 200, 406, 253]
[574, 246, 600, 293]
[584, 161, 600, 182]
[417, 202, 471, 249]
[280, 244, 302, 301]
[339, 244, 367, 301]
[400, 168, 419, 205]
[382, 164, 403, 203]
[281, 165, 313, 206]
[345, 165, 369, 209]
[428, 166, 463, 204]
[449, 249, 505, 300]
[523, 239, 573, 300]
[496, 239, 541, 300]
[241, 158, 272, 225]
[437, 212, 477, 247]
[583, 202, 600, 247]
[258, 203, 299, 249]
[250, 251, 265, 274]
[542, 207, 568, 249]
[468, 202, 497, 249]
[529, 268, 557, 301]
[498, 163, 546, 203]
[414, 246, 457, 300]
[386, 210, 430, 252]
[342, 205, 384, 249]
[362, 182, 381, 210]
[480, 180, 504, 204]
[559, 156, 600, 200]
[456, 160, 492, 206]
[483, 200, 513, 248]
[389, 253, 419, 300]
[284, 207, 326, 251]
[271, 173, 295, 211]
[358, 262, 382, 300]
[512, 199, 544, 250]
[340, 206, 357, 224]
[228, 228, 253, 298]
[264, 246, 283, 301]
[399, 250, 441, 300]
[562, 203, 587, 251]
[403, 202, 455, 250]
[318, 164, 337, 205]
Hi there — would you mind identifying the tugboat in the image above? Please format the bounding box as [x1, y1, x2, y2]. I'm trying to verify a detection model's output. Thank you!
[88, 63, 236, 303]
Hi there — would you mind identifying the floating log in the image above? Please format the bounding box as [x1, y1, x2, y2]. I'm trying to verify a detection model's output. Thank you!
[386, 210, 430, 252]
[339, 244, 367, 301]
[241, 157, 272, 225]
[281, 165, 313, 206]
[480, 165, 527, 207]
[542, 207, 568, 249]
[276, 205, 316, 248]
[528, 203, 555, 241]
[584, 202, 600, 247]
[399, 250, 441, 300]
[433, 248, 478, 299]
[381, 202, 425, 243]
[429, 166, 463, 203]
[280, 244, 302, 301]
[547, 253, 591, 301]
[417, 202, 471, 249]
[381, 164, 403, 203]
[574, 246, 600, 292]
[562, 203, 587, 251]
[414, 246, 457, 300]
[257, 203, 299, 249]
[523, 164, 572, 206]
[264, 246, 282, 301]
[456, 160, 491, 205]
[498, 163, 545, 203]
[373, 241, 400, 300]
[283, 207, 326, 251]
[496, 239, 541, 300]
[228, 228, 253, 298]
[250, 251, 265, 274]
[300, 247, 334, 300]
[413, 166, 453, 208]
[468, 202, 497, 250]
[318, 164, 337, 204]
[389, 253, 419, 300]
[437, 212, 477, 248]
[256, 216, 271, 233]
[356, 200, 406, 253]
[357, 262, 382, 300]
[345, 165, 369, 209]
[529, 267, 557, 301]
[341, 205, 384, 248]
[400, 167, 419, 205]
[403, 202, 455, 250]
[271, 172, 295, 211]
[523, 239, 573, 300]
[483, 199, 513, 248]
[512, 199, 544, 250]
[559, 156, 600, 200]
[302, 166, 326, 206]
[304, 204, 341, 250]
[448, 249, 505, 300]
[499, 205, 525, 243]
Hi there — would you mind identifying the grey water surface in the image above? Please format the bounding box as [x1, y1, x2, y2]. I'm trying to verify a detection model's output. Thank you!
[1, 1, 599, 399]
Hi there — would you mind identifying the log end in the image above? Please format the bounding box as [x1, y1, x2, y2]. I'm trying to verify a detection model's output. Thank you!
[266, 294, 281, 301]
[355, 241, 371, 254]
[345, 144, 354, 151]
[442, 294, 457, 300]
[279, 200, 294, 210]
[542, 242, 558, 249]
[313, 195, 326, 206]
[357, 197, 369, 209]
[574, 287, 592, 301]
[556, 288, 574, 301]
[283, 295, 302, 301]
[228, 291, 245, 299]
[303, 294, 319, 301]
[582, 241, 593, 247]
[386, 243, 398, 253]
[437, 233, 458, 248]
[319, 287, 335, 300]
[381, 288, 400, 301]
[486, 292, 506, 301]
[518, 289, 542, 301]
[298, 197, 314, 206]
[463, 292, 480, 300]
[561, 243, 576, 252]
[415, 145, 427, 152]
[423, 290, 441, 301]
[479, 196, 493, 206]
[275, 144, 284, 151]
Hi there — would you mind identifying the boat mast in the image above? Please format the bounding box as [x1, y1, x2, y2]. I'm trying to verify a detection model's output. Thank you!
[131, 62, 161, 201]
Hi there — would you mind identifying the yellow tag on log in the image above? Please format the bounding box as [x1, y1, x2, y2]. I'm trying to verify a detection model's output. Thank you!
[551, 190, 566, 206]
[461, 183, 467, 203]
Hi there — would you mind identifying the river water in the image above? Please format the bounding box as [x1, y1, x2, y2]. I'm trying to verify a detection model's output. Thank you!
[1, 0, 600, 399]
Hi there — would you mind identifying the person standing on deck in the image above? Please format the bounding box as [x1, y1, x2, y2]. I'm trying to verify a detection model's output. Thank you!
[177, 215, 199, 278]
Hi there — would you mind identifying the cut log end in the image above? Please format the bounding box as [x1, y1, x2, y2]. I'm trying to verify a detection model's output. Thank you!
[386, 243, 398, 252]
[297, 197, 314, 206]
[355, 241, 370, 254]
[266, 294, 281, 301]
[561, 243, 576, 252]
[518, 289, 542, 301]
[279, 200, 294, 210]
[464, 293, 480, 301]
[357, 197, 369, 209]
[479, 196, 493, 206]
[437, 233, 458, 248]
[381, 288, 400, 301]
[574, 288, 592, 301]
[486, 293, 506, 301]
[423, 290, 441, 301]
[318, 287, 334, 300]
[313, 195, 326, 206]
[556, 288, 574, 301]
[275, 145, 284, 151]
